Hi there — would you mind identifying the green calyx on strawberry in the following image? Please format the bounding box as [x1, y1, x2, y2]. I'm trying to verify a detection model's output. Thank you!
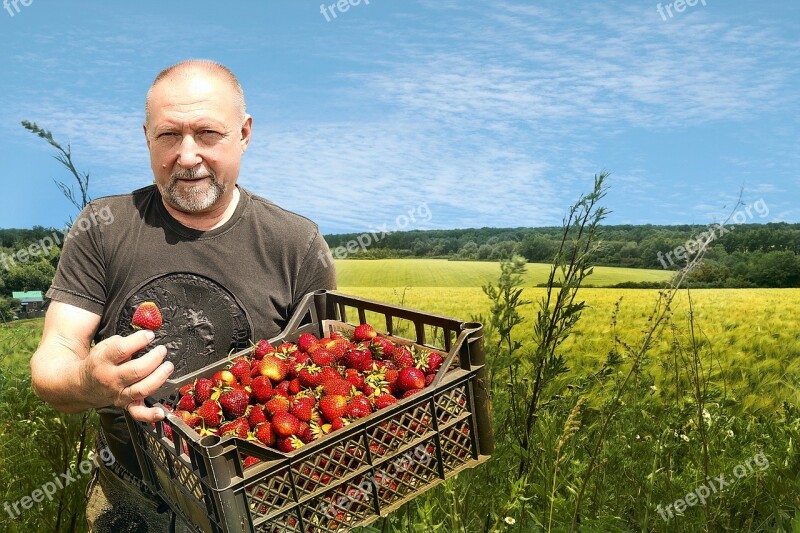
[131, 302, 163, 330]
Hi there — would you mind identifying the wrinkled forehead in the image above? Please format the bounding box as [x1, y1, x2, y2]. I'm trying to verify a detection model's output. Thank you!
[147, 68, 242, 123]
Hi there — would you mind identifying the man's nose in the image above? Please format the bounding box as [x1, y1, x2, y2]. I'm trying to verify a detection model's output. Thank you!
[177, 134, 202, 168]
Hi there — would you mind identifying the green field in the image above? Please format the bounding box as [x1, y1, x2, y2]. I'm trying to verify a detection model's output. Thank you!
[334, 258, 672, 287]
[2, 258, 799, 532]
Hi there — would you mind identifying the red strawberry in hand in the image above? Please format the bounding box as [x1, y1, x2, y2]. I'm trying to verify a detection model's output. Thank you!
[132, 302, 163, 330]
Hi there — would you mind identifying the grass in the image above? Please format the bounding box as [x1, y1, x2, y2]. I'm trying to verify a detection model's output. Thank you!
[333, 258, 672, 287]
[2, 266, 798, 531]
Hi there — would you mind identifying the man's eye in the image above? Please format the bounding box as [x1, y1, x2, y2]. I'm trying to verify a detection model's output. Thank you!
[157, 132, 179, 139]
[197, 131, 223, 142]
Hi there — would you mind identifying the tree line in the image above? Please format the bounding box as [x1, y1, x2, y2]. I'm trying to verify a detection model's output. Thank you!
[1, 221, 798, 317]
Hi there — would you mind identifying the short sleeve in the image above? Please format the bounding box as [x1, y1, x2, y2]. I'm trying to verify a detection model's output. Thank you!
[45, 203, 108, 316]
[291, 230, 337, 310]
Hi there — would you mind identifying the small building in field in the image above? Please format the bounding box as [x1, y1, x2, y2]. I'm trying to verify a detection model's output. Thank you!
[12, 290, 45, 318]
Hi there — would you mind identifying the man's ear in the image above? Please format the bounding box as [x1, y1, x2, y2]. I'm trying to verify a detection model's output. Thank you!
[143, 123, 151, 150]
[240, 115, 252, 153]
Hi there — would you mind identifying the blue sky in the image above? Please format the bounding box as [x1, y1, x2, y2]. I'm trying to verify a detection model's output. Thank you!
[1, 0, 798, 234]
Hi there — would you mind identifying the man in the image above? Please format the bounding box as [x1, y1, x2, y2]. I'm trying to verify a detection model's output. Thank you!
[30, 60, 336, 531]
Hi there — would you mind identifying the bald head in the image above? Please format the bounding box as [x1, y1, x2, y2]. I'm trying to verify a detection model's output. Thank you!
[144, 60, 246, 127]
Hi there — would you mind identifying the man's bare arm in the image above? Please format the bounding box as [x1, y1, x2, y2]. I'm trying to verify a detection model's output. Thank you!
[30, 301, 174, 422]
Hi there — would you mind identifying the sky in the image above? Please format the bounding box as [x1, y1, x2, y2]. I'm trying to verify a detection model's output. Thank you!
[1, 0, 798, 235]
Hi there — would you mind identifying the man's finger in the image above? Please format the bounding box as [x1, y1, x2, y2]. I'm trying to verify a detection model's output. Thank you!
[127, 401, 168, 423]
[100, 330, 156, 365]
[118, 345, 167, 385]
[119, 360, 174, 407]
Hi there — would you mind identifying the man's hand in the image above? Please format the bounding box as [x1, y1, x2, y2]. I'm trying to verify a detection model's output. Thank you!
[80, 329, 174, 422]
[31, 301, 174, 422]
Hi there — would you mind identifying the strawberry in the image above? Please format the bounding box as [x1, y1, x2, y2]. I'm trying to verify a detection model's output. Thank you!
[392, 346, 414, 369]
[131, 302, 162, 330]
[344, 368, 365, 390]
[264, 396, 290, 417]
[321, 378, 352, 397]
[174, 409, 202, 428]
[220, 417, 250, 439]
[289, 396, 316, 422]
[353, 323, 377, 343]
[253, 339, 274, 360]
[402, 388, 423, 398]
[243, 456, 261, 468]
[346, 395, 372, 419]
[254, 421, 276, 446]
[319, 395, 348, 423]
[298, 365, 324, 388]
[384, 369, 399, 389]
[212, 370, 237, 387]
[250, 376, 274, 404]
[323, 337, 350, 360]
[229, 358, 252, 384]
[298, 422, 314, 443]
[288, 378, 303, 395]
[179, 383, 194, 396]
[373, 393, 398, 410]
[273, 381, 291, 398]
[425, 374, 436, 387]
[370, 337, 395, 360]
[219, 388, 249, 419]
[257, 355, 288, 383]
[276, 342, 297, 357]
[297, 333, 319, 353]
[396, 367, 425, 392]
[272, 412, 301, 437]
[330, 418, 346, 431]
[197, 400, 223, 428]
[193, 378, 214, 403]
[416, 351, 444, 375]
[276, 436, 304, 452]
[176, 393, 196, 412]
[344, 347, 372, 372]
[247, 405, 268, 427]
[311, 349, 336, 367]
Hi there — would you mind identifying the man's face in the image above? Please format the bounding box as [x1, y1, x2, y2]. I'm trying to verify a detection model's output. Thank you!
[144, 70, 251, 214]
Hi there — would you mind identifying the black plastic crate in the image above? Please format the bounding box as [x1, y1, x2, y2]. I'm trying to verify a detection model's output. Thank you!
[125, 290, 493, 532]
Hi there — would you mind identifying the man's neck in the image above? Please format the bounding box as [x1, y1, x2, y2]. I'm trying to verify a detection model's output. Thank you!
[162, 186, 241, 231]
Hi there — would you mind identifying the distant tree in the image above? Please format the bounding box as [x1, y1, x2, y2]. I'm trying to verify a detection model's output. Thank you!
[5, 259, 55, 294]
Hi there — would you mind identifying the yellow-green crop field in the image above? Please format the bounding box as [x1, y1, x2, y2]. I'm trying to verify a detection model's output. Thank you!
[338, 285, 800, 413]
[2, 259, 799, 531]
[334, 258, 672, 287]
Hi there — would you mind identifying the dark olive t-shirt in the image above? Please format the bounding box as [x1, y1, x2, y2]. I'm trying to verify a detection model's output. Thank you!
[46, 184, 336, 476]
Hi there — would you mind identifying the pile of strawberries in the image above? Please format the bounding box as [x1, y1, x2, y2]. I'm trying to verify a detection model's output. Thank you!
[166, 324, 445, 463]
